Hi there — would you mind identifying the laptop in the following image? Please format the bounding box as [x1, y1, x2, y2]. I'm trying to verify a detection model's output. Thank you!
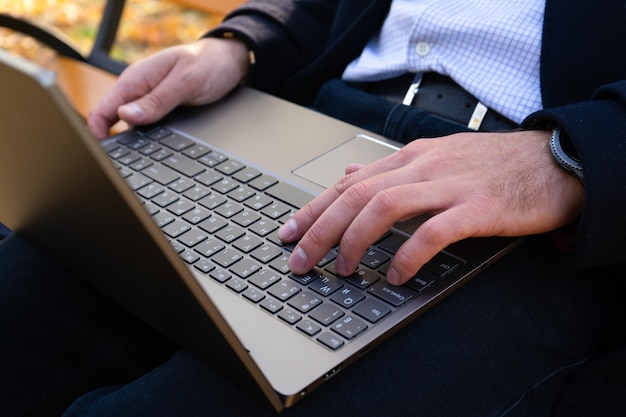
[0, 50, 523, 411]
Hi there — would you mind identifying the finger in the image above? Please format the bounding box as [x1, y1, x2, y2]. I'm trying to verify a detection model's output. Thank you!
[334, 181, 459, 276]
[278, 150, 405, 243]
[345, 163, 364, 175]
[386, 204, 477, 285]
[287, 178, 382, 274]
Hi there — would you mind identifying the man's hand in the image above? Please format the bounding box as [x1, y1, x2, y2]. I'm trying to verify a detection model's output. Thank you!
[278, 130, 585, 285]
[88, 37, 249, 139]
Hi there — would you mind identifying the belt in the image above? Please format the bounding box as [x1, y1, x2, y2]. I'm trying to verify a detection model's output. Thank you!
[352, 73, 518, 132]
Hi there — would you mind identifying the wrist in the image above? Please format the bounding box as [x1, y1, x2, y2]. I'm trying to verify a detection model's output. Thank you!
[204, 33, 255, 86]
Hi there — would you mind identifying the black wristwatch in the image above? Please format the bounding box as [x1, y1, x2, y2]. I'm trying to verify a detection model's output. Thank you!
[549, 128, 584, 183]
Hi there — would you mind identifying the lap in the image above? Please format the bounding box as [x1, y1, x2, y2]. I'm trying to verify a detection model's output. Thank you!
[1, 233, 620, 417]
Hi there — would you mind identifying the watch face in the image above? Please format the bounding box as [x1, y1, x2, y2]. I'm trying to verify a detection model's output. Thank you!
[559, 130, 579, 162]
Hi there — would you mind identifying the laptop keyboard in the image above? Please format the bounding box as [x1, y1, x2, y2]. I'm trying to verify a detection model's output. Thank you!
[103, 127, 465, 351]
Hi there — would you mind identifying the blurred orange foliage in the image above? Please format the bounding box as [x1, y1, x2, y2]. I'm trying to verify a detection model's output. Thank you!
[0, 0, 221, 64]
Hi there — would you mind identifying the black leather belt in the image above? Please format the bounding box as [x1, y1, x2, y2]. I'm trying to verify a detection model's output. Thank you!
[352, 73, 518, 132]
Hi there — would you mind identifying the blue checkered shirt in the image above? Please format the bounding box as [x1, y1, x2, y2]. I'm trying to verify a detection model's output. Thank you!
[342, 0, 545, 123]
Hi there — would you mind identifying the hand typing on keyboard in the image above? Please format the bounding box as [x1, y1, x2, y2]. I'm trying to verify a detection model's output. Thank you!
[278, 130, 584, 285]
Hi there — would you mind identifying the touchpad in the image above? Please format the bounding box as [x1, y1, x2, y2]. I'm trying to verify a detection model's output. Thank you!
[293, 135, 399, 189]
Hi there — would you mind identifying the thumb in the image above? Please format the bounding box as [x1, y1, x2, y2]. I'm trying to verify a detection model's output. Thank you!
[117, 89, 177, 126]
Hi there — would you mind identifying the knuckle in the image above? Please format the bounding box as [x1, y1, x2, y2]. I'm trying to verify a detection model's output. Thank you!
[341, 181, 375, 210]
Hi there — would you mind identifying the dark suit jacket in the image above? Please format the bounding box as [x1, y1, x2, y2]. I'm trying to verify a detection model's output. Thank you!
[208, 0, 626, 270]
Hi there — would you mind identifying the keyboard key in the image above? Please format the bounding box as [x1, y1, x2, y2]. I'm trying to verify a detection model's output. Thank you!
[150, 148, 173, 162]
[232, 167, 261, 183]
[353, 299, 391, 323]
[405, 269, 437, 292]
[162, 220, 191, 238]
[278, 308, 302, 325]
[230, 258, 262, 278]
[211, 248, 243, 268]
[167, 199, 195, 216]
[368, 281, 415, 307]
[250, 244, 282, 264]
[345, 269, 380, 289]
[268, 280, 300, 301]
[146, 127, 172, 140]
[332, 316, 368, 340]
[177, 229, 208, 247]
[242, 287, 265, 303]
[193, 259, 215, 274]
[160, 133, 195, 151]
[377, 232, 407, 254]
[249, 219, 278, 237]
[169, 178, 195, 193]
[215, 201, 244, 218]
[212, 178, 239, 194]
[182, 207, 211, 225]
[226, 278, 248, 293]
[309, 274, 343, 297]
[152, 191, 179, 208]
[138, 183, 163, 199]
[330, 286, 365, 308]
[289, 269, 321, 285]
[260, 298, 283, 314]
[215, 159, 245, 175]
[183, 185, 211, 202]
[287, 291, 323, 313]
[296, 320, 322, 336]
[261, 202, 292, 219]
[244, 194, 273, 210]
[125, 173, 152, 191]
[317, 332, 344, 350]
[143, 164, 180, 185]
[195, 171, 223, 187]
[232, 210, 261, 227]
[153, 211, 175, 228]
[215, 225, 245, 243]
[360, 247, 391, 269]
[309, 303, 345, 326]
[269, 254, 291, 274]
[422, 251, 464, 278]
[248, 174, 278, 191]
[180, 250, 200, 264]
[198, 216, 228, 234]
[265, 182, 314, 209]
[194, 239, 225, 257]
[163, 154, 205, 177]
[233, 234, 263, 253]
[183, 144, 211, 159]
[198, 194, 227, 210]
[209, 268, 231, 283]
[249, 269, 281, 290]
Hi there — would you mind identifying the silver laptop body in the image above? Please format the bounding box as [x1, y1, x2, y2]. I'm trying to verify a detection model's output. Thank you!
[0, 50, 522, 411]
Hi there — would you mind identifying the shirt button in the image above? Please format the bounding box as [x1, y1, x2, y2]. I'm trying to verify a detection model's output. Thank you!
[416, 41, 430, 57]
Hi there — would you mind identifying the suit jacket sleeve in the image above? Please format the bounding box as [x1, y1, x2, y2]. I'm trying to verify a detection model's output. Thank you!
[522, 82, 626, 269]
[206, 0, 390, 104]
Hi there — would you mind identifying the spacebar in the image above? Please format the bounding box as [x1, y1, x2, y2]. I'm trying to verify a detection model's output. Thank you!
[265, 182, 315, 209]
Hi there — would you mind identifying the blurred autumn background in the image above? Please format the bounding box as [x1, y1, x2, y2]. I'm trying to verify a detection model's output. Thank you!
[0, 0, 225, 64]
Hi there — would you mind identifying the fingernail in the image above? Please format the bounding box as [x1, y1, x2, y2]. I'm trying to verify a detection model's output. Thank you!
[387, 268, 401, 285]
[335, 252, 348, 276]
[278, 218, 297, 242]
[289, 246, 308, 273]
[119, 102, 145, 119]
